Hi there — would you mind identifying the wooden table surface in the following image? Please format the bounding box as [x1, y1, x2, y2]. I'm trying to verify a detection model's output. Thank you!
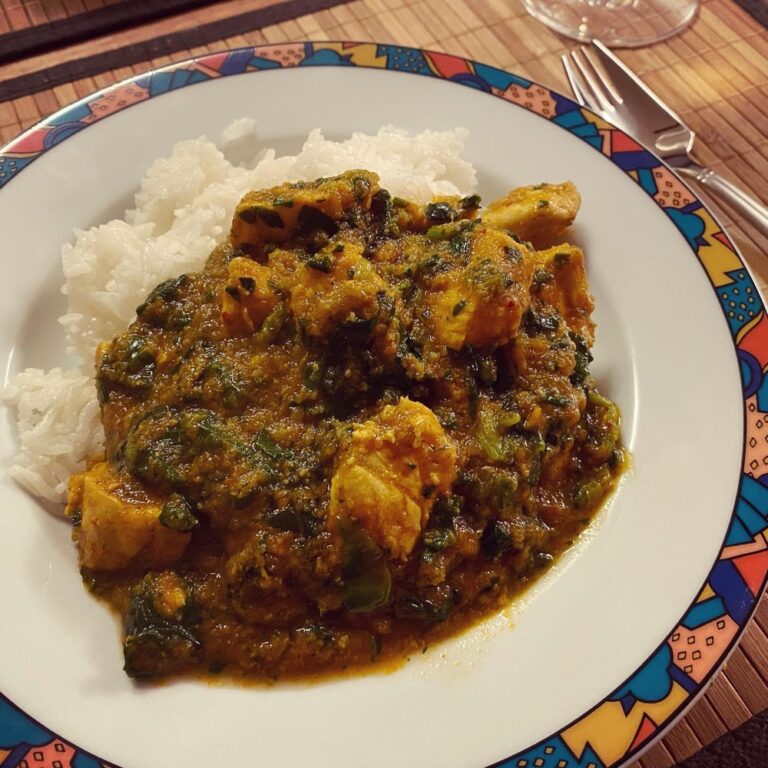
[1, 1, 767, 766]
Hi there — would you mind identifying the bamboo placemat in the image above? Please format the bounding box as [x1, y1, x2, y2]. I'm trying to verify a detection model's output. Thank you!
[1, 1, 767, 766]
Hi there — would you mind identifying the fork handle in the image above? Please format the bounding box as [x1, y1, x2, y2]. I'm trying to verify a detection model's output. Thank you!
[676, 163, 768, 240]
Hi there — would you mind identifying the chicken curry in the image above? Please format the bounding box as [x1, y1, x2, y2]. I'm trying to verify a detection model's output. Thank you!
[65, 170, 624, 680]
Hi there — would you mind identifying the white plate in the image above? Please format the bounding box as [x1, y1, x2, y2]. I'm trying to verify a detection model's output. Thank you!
[1, 43, 765, 768]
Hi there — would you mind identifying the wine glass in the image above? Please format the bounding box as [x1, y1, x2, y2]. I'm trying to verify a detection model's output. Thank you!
[522, 0, 699, 47]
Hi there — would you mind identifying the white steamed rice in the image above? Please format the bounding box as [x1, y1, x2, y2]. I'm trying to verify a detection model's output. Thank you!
[3, 123, 477, 504]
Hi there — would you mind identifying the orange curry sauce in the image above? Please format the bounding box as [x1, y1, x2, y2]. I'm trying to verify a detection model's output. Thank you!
[66, 171, 623, 680]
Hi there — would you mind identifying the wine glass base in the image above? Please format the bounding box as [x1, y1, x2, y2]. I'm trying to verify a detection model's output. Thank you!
[522, 0, 699, 48]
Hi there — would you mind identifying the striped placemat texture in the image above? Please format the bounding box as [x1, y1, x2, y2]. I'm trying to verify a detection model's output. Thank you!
[1, 0, 119, 29]
[1, 1, 767, 766]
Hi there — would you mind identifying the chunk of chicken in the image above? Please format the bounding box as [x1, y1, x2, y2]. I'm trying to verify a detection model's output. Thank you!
[533, 243, 595, 345]
[221, 257, 280, 335]
[230, 170, 379, 250]
[66, 462, 190, 571]
[429, 226, 535, 350]
[330, 398, 457, 560]
[483, 182, 580, 247]
[289, 240, 393, 338]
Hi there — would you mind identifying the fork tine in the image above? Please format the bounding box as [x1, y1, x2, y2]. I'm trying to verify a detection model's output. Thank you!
[582, 44, 623, 105]
[563, 52, 602, 111]
[561, 54, 588, 108]
[571, 48, 615, 115]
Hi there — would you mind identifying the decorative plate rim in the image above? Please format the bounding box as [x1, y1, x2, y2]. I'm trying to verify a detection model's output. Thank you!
[1, 41, 766, 768]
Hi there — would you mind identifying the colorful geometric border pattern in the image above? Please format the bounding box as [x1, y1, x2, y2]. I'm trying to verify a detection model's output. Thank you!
[1, 41, 766, 768]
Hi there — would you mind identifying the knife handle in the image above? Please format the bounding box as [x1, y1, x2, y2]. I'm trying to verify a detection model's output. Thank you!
[677, 163, 768, 240]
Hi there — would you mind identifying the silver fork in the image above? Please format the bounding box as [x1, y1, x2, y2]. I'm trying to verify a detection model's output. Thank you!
[562, 41, 768, 239]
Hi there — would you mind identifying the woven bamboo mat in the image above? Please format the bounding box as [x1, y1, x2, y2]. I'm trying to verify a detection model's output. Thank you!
[1, 1, 767, 766]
